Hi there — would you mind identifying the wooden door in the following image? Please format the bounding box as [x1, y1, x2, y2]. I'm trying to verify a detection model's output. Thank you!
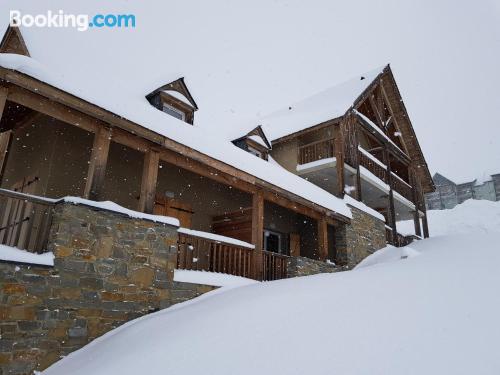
[154, 196, 193, 228]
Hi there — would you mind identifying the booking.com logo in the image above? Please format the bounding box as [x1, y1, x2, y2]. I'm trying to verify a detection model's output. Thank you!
[10, 10, 136, 31]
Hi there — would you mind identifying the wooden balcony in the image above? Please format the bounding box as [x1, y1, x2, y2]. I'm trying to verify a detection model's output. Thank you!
[0, 188, 55, 253]
[298, 138, 335, 165]
[357, 149, 414, 203]
[177, 231, 289, 281]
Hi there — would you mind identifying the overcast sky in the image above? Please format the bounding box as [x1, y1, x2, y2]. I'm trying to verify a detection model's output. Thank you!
[2, 0, 499, 183]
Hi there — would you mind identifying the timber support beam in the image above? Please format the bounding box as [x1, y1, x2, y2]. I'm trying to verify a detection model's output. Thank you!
[318, 217, 328, 261]
[138, 149, 160, 214]
[84, 126, 112, 201]
[252, 190, 264, 281]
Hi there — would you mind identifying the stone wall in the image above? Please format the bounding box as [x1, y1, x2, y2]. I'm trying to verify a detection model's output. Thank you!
[335, 205, 386, 268]
[286, 256, 341, 278]
[0, 203, 215, 374]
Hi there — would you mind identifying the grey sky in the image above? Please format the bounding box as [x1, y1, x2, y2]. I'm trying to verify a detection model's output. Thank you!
[2, 0, 499, 183]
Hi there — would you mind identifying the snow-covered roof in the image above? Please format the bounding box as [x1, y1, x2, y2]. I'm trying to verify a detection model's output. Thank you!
[0, 53, 368, 220]
[258, 66, 386, 141]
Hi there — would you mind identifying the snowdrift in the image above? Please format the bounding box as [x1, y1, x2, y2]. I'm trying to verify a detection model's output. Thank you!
[398, 199, 500, 237]
[44, 231, 500, 375]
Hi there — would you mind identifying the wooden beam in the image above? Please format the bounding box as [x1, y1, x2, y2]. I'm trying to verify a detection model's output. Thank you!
[421, 201, 430, 238]
[6, 85, 99, 133]
[410, 168, 422, 237]
[318, 217, 328, 261]
[0, 87, 12, 181]
[0, 86, 7, 119]
[252, 190, 264, 281]
[335, 127, 345, 198]
[385, 148, 397, 244]
[84, 127, 112, 200]
[138, 149, 160, 213]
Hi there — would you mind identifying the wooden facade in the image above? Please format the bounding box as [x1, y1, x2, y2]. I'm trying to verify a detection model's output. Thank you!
[0, 27, 434, 282]
[270, 66, 434, 245]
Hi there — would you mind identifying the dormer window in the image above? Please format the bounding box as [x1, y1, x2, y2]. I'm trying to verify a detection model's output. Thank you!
[232, 126, 272, 160]
[163, 103, 185, 121]
[247, 145, 263, 158]
[146, 77, 198, 125]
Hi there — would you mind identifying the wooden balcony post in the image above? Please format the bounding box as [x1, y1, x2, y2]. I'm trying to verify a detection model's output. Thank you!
[252, 190, 264, 280]
[409, 169, 422, 237]
[0, 87, 12, 181]
[385, 148, 397, 244]
[421, 202, 430, 238]
[84, 126, 112, 201]
[318, 217, 328, 261]
[334, 136, 345, 197]
[138, 149, 160, 213]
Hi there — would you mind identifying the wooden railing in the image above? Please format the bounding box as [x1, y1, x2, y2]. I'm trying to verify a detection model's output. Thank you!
[263, 251, 288, 281]
[298, 138, 335, 165]
[390, 174, 413, 202]
[0, 189, 55, 253]
[177, 231, 291, 281]
[358, 149, 388, 182]
[357, 149, 415, 203]
[177, 232, 254, 278]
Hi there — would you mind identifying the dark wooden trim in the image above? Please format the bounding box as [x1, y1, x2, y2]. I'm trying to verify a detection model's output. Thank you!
[252, 190, 264, 280]
[138, 149, 160, 214]
[385, 148, 397, 244]
[0, 26, 30, 57]
[318, 217, 328, 261]
[84, 127, 112, 200]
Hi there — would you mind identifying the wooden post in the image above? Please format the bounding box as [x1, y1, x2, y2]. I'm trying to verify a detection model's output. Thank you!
[410, 168, 422, 237]
[353, 122, 362, 201]
[84, 126, 112, 201]
[385, 149, 397, 245]
[421, 202, 430, 238]
[138, 149, 160, 213]
[0, 87, 12, 182]
[318, 217, 328, 261]
[252, 190, 264, 281]
[335, 129, 345, 197]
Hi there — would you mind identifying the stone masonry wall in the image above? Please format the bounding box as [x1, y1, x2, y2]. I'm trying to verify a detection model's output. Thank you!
[0, 203, 215, 374]
[335, 205, 386, 268]
[286, 256, 340, 278]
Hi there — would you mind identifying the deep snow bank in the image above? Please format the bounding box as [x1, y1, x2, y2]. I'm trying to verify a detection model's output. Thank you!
[44, 232, 500, 375]
[398, 199, 500, 237]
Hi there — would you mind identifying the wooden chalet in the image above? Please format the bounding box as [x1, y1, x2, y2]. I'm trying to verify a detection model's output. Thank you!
[0, 26, 433, 281]
[255, 65, 435, 245]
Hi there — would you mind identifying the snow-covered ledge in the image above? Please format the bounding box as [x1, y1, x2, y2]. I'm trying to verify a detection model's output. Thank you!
[0, 244, 54, 266]
[173, 269, 258, 287]
[61, 197, 180, 226]
[178, 228, 255, 249]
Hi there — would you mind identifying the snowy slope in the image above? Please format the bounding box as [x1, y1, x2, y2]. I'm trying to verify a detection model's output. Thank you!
[398, 199, 500, 236]
[44, 216, 500, 374]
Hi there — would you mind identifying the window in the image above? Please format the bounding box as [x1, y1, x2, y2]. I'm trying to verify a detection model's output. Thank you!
[247, 145, 263, 158]
[162, 103, 185, 121]
[264, 230, 282, 253]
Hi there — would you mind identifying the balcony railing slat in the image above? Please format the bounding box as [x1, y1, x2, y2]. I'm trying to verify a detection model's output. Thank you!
[298, 138, 335, 165]
[0, 189, 55, 254]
